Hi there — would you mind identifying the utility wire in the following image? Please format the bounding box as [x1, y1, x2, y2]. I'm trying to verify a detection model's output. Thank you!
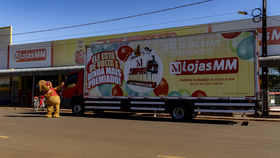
[5, 10, 265, 49]
[12, 10, 250, 45]
[1, 0, 212, 37]
[5, 15, 259, 51]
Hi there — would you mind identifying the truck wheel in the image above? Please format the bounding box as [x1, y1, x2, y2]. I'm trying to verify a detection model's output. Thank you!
[93, 110, 104, 116]
[170, 104, 192, 121]
[72, 101, 84, 115]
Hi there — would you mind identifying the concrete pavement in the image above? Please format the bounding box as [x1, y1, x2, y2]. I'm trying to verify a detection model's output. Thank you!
[1, 104, 280, 122]
[197, 112, 280, 122]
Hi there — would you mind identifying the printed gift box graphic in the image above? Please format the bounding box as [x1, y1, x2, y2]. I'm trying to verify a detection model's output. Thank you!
[124, 45, 163, 94]
[127, 46, 158, 88]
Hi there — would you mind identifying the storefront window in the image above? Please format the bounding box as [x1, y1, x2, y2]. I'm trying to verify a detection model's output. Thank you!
[267, 68, 280, 107]
[11, 76, 19, 104]
[22, 75, 60, 105]
[0, 77, 10, 105]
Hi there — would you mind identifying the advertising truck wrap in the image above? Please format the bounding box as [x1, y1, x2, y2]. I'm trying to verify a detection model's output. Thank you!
[52, 24, 206, 67]
[85, 30, 258, 98]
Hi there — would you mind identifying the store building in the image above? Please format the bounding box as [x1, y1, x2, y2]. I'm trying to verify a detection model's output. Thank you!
[1, 16, 280, 111]
[0, 26, 12, 104]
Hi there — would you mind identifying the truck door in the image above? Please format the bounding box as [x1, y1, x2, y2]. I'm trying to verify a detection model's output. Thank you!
[61, 73, 80, 106]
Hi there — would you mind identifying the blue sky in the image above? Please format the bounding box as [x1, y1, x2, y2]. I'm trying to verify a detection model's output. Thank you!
[1, 0, 280, 45]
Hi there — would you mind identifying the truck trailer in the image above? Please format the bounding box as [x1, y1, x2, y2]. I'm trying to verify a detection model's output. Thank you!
[60, 29, 260, 121]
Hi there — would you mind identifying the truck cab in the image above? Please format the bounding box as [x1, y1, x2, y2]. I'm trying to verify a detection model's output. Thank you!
[61, 70, 84, 107]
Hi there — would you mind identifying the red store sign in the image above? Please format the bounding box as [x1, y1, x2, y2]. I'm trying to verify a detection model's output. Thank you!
[14, 49, 47, 62]
[258, 26, 280, 45]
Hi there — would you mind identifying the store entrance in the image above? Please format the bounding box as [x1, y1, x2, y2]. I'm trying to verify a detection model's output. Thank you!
[268, 68, 280, 108]
[22, 76, 60, 106]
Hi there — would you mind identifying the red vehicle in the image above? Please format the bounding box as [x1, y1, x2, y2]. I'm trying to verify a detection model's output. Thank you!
[60, 29, 260, 121]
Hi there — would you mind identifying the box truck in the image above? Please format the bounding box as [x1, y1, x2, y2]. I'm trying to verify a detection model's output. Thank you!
[60, 29, 260, 121]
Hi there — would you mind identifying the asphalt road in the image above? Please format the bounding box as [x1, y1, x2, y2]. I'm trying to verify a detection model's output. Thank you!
[1, 109, 280, 158]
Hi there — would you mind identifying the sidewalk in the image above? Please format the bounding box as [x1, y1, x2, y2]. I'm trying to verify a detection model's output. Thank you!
[1, 104, 280, 122]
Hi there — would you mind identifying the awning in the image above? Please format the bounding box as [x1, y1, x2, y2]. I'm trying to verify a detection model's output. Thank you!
[0, 66, 84, 77]
[259, 56, 280, 67]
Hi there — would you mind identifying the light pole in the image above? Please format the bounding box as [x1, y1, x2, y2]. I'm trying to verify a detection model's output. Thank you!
[239, 0, 269, 115]
[261, 0, 269, 115]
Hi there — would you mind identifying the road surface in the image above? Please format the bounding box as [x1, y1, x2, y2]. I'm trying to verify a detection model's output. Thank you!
[0, 109, 280, 158]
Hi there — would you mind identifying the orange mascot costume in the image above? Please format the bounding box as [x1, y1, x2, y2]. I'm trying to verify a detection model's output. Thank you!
[37, 80, 64, 118]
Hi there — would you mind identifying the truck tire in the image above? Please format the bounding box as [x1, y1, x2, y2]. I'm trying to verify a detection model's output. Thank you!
[170, 104, 192, 121]
[72, 101, 84, 115]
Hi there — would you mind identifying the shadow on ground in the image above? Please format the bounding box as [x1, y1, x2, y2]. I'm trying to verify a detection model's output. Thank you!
[3, 110, 238, 125]
[245, 113, 280, 118]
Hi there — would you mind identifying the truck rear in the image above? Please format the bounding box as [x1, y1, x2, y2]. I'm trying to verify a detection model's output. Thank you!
[62, 29, 260, 121]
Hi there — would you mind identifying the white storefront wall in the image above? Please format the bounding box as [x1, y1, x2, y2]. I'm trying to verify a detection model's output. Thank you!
[0, 27, 12, 69]
[8, 42, 52, 69]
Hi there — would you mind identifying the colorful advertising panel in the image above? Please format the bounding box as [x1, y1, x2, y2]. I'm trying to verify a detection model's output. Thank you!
[9, 42, 52, 68]
[85, 30, 256, 98]
[52, 25, 207, 67]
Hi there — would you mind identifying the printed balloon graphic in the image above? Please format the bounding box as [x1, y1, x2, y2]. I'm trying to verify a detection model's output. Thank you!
[120, 80, 128, 96]
[91, 45, 103, 55]
[117, 46, 134, 62]
[89, 87, 102, 96]
[98, 84, 112, 96]
[103, 44, 118, 52]
[221, 31, 242, 39]
[237, 36, 254, 60]
[148, 90, 157, 97]
[229, 31, 252, 54]
[112, 86, 123, 96]
[167, 91, 182, 97]
[125, 81, 135, 96]
[153, 78, 169, 96]
[134, 92, 150, 96]
[191, 90, 207, 97]
[178, 89, 191, 97]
